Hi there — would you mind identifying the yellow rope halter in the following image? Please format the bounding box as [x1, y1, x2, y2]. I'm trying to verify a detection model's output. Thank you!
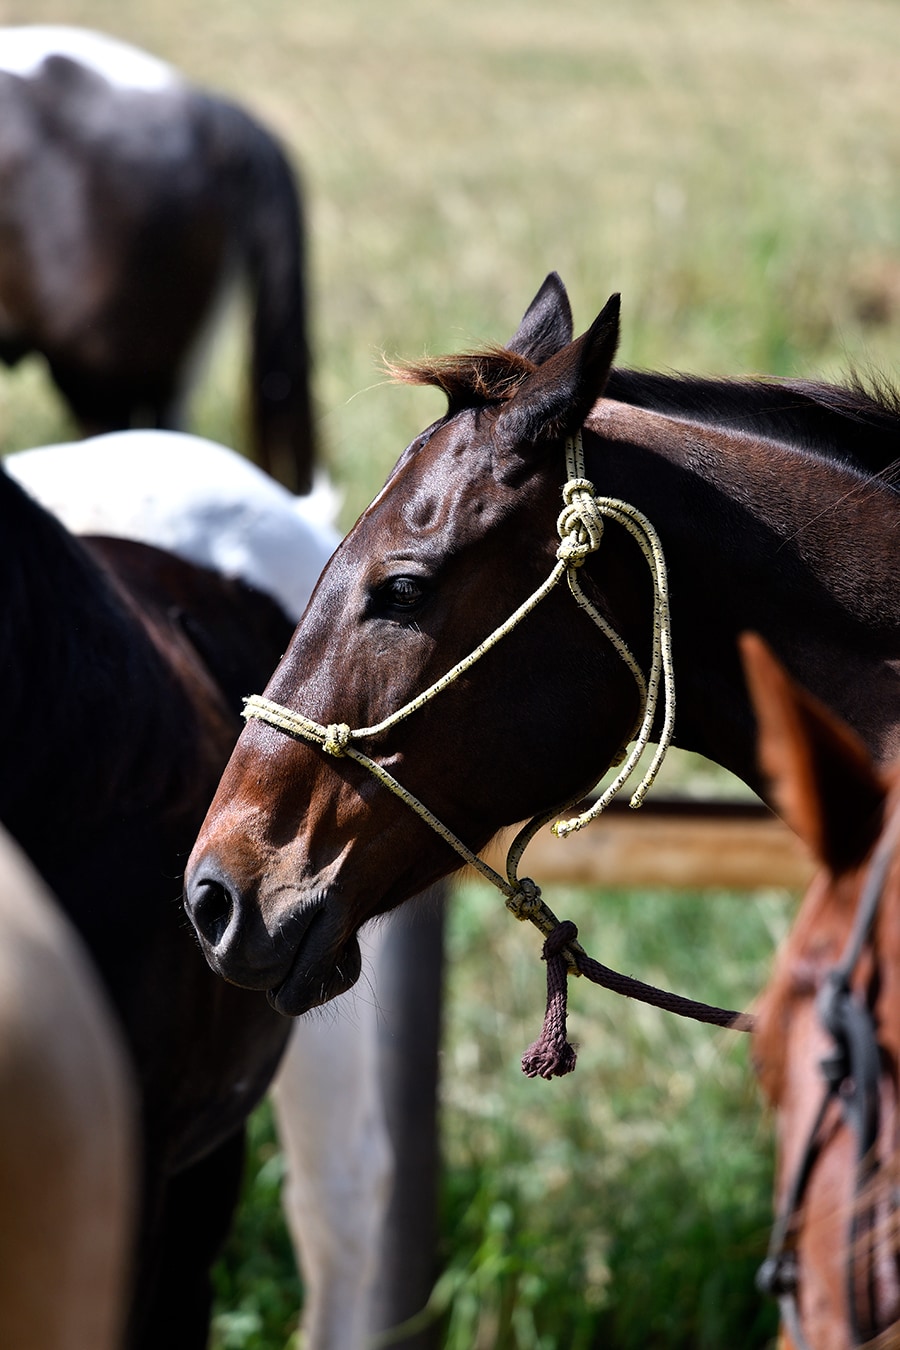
[243, 432, 675, 970]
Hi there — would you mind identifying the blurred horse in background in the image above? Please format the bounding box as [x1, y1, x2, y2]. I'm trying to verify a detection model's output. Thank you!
[7, 431, 393, 1350]
[0, 821, 135, 1350]
[0, 25, 314, 492]
[746, 634, 900, 1350]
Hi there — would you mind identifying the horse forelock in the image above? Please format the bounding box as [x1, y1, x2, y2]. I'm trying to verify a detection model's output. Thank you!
[387, 345, 536, 412]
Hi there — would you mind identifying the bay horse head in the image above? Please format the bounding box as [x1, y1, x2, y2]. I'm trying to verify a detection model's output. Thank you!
[185, 273, 900, 1016]
[186, 275, 648, 1011]
[744, 634, 900, 1349]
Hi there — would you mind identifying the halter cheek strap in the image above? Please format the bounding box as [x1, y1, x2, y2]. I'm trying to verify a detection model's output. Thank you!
[244, 432, 753, 1067]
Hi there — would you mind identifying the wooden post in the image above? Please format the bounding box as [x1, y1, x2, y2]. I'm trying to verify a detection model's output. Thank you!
[368, 884, 447, 1350]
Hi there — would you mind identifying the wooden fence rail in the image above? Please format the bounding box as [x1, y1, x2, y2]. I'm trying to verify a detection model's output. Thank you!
[484, 798, 815, 892]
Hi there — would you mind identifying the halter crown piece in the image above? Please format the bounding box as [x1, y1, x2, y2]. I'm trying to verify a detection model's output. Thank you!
[244, 432, 753, 1075]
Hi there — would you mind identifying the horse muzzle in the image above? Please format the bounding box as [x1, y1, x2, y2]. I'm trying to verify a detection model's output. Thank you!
[184, 850, 361, 1013]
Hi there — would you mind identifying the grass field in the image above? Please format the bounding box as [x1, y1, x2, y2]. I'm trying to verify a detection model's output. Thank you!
[2, 0, 900, 1344]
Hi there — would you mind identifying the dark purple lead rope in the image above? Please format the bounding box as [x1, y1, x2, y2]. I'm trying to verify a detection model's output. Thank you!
[521, 920, 755, 1080]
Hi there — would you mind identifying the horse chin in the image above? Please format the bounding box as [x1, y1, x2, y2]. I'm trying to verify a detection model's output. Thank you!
[267, 928, 362, 1016]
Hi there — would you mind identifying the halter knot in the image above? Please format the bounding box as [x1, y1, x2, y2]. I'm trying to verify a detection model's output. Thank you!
[323, 723, 352, 757]
[505, 876, 543, 921]
[556, 476, 605, 567]
[543, 918, 579, 961]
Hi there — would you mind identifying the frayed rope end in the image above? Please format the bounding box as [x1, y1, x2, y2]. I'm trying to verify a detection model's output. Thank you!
[520, 919, 580, 1080]
[521, 1037, 577, 1079]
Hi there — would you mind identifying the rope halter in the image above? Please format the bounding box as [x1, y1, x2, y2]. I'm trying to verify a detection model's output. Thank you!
[243, 431, 750, 1070]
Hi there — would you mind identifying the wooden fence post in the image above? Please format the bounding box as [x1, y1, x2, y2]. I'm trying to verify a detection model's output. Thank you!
[368, 884, 448, 1350]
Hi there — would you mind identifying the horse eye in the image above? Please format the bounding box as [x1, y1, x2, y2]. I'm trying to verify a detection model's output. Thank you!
[379, 575, 426, 612]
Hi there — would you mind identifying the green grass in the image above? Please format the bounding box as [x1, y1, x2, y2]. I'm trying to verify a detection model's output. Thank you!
[213, 880, 791, 1348]
[2, 0, 895, 1342]
[431, 881, 790, 1350]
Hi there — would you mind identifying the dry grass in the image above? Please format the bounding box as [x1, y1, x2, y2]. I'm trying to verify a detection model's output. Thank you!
[3, 0, 900, 519]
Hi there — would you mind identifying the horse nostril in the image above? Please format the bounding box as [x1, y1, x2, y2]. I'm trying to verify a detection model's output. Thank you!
[188, 876, 234, 950]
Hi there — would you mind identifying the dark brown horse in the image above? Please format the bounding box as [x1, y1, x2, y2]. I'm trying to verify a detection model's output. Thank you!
[184, 272, 900, 1017]
[745, 633, 900, 1350]
[0, 457, 296, 1349]
[0, 25, 313, 492]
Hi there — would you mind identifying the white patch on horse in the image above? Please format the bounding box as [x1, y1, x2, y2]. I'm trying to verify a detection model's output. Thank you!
[6, 430, 341, 623]
[0, 26, 179, 91]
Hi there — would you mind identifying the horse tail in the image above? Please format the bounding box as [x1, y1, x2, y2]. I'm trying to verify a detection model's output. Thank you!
[217, 101, 316, 494]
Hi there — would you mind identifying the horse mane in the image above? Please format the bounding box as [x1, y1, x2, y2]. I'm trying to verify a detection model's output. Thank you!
[389, 344, 900, 479]
[606, 368, 900, 481]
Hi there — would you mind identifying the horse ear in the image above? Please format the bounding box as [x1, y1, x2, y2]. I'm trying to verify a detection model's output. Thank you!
[507, 273, 574, 363]
[495, 293, 620, 454]
[739, 632, 885, 874]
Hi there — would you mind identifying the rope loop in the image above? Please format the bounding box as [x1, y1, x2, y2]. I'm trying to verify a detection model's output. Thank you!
[323, 723, 352, 757]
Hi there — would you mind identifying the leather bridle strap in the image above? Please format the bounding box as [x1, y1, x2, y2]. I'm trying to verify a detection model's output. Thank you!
[757, 811, 899, 1347]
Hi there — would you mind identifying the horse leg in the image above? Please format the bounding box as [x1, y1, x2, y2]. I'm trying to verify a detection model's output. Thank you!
[129, 1129, 247, 1350]
[152, 388, 188, 432]
[44, 354, 187, 438]
[41, 356, 132, 435]
[271, 922, 394, 1350]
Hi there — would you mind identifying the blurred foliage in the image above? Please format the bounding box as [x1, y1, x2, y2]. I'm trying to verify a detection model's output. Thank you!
[211, 1104, 302, 1350]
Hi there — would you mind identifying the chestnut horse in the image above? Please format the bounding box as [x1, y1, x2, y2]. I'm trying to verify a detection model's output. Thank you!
[745, 634, 900, 1350]
[0, 26, 313, 492]
[0, 822, 135, 1350]
[183, 271, 900, 1022]
[0, 450, 299, 1350]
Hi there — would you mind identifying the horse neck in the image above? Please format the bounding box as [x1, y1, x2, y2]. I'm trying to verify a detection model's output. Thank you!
[582, 402, 900, 785]
[0, 469, 209, 845]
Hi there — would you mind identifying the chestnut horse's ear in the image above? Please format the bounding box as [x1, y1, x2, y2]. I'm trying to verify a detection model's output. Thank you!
[495, 293, 621, 455]
[739, 632, 885, 874]
[507, 273, 574, 363]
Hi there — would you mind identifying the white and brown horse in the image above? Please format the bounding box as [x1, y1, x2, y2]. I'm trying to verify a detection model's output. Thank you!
[0, 26, 314, 491]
